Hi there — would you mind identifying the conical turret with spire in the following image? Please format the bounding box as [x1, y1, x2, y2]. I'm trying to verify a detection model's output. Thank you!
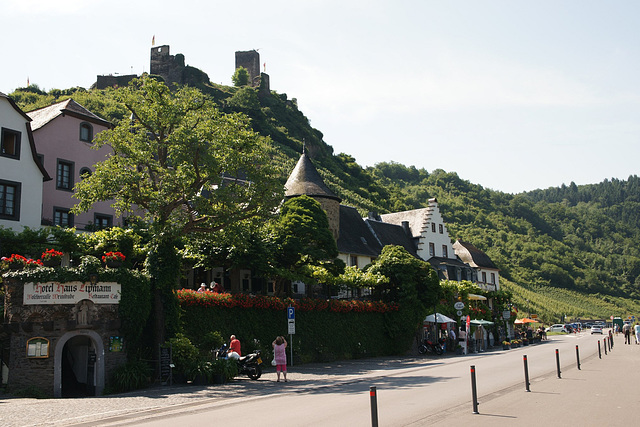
[284, 145, 341, 240]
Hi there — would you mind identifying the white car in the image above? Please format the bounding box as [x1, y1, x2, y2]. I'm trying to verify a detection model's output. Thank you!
[591, 325, 603, 334]
[546, 324, 567, 333]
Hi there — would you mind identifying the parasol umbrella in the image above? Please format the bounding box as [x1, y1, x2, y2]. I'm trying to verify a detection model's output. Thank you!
[470, 319, 494, 326]
[424, 313, 457, 323]
[514, 318, 538, 324]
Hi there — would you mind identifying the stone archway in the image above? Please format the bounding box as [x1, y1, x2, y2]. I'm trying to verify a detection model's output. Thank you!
[53, 330, 105, 398]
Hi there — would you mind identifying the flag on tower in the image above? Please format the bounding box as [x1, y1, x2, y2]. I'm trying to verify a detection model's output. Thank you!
[152, 35, 155, 46]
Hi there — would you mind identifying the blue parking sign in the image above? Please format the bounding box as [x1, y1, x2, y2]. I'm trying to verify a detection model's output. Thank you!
[287, 307, 295, 320]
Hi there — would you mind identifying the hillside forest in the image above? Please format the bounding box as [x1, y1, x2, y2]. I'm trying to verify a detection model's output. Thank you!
[8, 75, 640, 324]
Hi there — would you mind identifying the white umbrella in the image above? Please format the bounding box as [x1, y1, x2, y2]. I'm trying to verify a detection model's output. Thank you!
[424, 312, 457, 323]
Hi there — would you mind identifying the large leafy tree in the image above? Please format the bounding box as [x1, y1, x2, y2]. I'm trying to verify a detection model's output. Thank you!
[271, 195, 343, 296]
[366, 245, 440, 349]
[72, 75, 284, 350]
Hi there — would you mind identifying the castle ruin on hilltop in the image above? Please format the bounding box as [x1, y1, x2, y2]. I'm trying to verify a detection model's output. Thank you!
[95, 45, 270, 93]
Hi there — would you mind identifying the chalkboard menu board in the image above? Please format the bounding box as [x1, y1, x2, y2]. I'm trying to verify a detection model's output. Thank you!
[159, 345, 172, 385]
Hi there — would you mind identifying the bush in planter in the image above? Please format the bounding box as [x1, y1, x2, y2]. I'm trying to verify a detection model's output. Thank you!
[187, 359, 213, 385]
[222, 358, 238, 382]
[167, 334, 200, 380]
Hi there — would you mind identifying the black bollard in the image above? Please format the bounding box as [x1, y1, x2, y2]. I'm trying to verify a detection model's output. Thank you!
[555, 349, 561, 379]
[576, 345, 581, 370]
[598, 340, 602, 359]
[470, 365, 479, 414]
[523, 355, 531, 392]
[609, 336, 612, 351]
[604, 339, 608, 355]
[369, 386, 378, 427]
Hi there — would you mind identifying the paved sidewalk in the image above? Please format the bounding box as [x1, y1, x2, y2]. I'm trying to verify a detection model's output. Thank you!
[416, 338, 640, 426]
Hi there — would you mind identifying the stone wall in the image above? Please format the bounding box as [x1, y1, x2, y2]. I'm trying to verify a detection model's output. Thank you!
[95, 74, 137, 90]
[317, 198, 341, 241]
[3, 278, 127, 397]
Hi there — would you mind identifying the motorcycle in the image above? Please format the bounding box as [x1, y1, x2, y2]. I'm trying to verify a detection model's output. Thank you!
[217, 344, 263, 380]
[418, 338, 444, 355]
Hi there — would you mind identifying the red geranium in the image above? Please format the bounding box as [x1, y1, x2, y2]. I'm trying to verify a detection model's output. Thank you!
[102, 251, 126, 262]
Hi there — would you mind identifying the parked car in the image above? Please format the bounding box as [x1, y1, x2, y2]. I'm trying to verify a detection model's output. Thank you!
[591, 325, 603, 334]
[546, 324, 568, 333]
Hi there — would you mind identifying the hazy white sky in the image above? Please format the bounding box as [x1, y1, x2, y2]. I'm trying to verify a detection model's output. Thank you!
[2, 0, 639, 193]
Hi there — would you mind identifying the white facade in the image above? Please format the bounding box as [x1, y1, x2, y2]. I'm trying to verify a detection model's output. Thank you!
[338, 253, 375, 270]
[417, 199, 456, 261]
[0, 94, 46, 231]
[477, 268, 500, 292]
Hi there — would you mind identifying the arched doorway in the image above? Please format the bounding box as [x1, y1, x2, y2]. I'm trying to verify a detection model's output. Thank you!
[54, 330, 105, 398]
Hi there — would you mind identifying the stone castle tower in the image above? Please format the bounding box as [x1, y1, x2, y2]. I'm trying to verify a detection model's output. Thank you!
[150, 45, 186, 86]
[284, 151, 341, 240]
[235, 50, 261, 87]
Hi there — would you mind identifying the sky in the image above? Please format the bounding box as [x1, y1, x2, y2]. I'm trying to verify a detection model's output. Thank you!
[2, 0, 639, 194]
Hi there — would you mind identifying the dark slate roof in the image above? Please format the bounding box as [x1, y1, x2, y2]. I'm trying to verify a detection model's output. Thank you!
[284, 153, 341, 202]
[365, 219, 419, 258]
[427, 256, 470, 270]
[453, 240, 499, 270]
[27, 98, 111, 131]
[336, 205, 381, 257]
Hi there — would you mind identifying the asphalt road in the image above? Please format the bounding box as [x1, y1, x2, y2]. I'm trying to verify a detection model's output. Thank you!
[1, 330, 634, 427]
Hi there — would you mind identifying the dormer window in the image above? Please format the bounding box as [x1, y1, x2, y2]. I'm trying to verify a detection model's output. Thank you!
[79, 122, 93, 142]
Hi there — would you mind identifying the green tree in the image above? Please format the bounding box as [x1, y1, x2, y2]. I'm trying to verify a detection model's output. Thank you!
[367, 245, 440, 349]
[271, 195, 342, 296]
[72, 75, 284, 351]
[367, 245, 439, 307]
[232, 66, 250, 87]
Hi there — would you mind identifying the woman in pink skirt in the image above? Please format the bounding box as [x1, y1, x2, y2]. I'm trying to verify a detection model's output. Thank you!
[272, 336, 288, 382]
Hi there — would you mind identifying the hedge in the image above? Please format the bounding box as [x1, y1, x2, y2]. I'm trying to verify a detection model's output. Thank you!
[177, 291, 410, 363]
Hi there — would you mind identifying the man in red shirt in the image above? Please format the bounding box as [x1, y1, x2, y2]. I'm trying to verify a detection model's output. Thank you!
[229, 335, 241, 359]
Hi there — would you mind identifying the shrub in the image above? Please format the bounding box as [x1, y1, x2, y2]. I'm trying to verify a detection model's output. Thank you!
[168, 334, 200, 376]
[108, 360, 151, 393]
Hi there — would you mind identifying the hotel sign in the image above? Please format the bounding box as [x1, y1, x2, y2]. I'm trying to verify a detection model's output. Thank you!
[23, 282, 121, 305]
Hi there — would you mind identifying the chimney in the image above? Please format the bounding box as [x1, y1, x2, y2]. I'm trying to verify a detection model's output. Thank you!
[401, 221, 411, 236]
[367, 212, 382, 221]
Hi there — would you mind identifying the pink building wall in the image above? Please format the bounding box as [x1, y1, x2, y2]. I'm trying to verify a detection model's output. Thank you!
[32, 112, 121, 230]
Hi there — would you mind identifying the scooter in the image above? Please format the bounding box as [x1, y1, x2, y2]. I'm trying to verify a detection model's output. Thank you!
[217, 344, 263, 380]
[418, 338, 444, 355]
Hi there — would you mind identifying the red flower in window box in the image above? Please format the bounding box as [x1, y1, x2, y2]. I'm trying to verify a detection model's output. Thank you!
[102, 251, 126, 267]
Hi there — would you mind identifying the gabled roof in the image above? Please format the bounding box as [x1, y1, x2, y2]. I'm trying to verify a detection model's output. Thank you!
[0, 93, 51, 181]
[1, 92, 32, 122]
[337, 205, 381, 257]
[284, 152, 341, 202]
[27, 98, 111, 131]
[379, 208, 429, 238]
[365, 219, 419, 258]
[453, 240, 499, 270]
